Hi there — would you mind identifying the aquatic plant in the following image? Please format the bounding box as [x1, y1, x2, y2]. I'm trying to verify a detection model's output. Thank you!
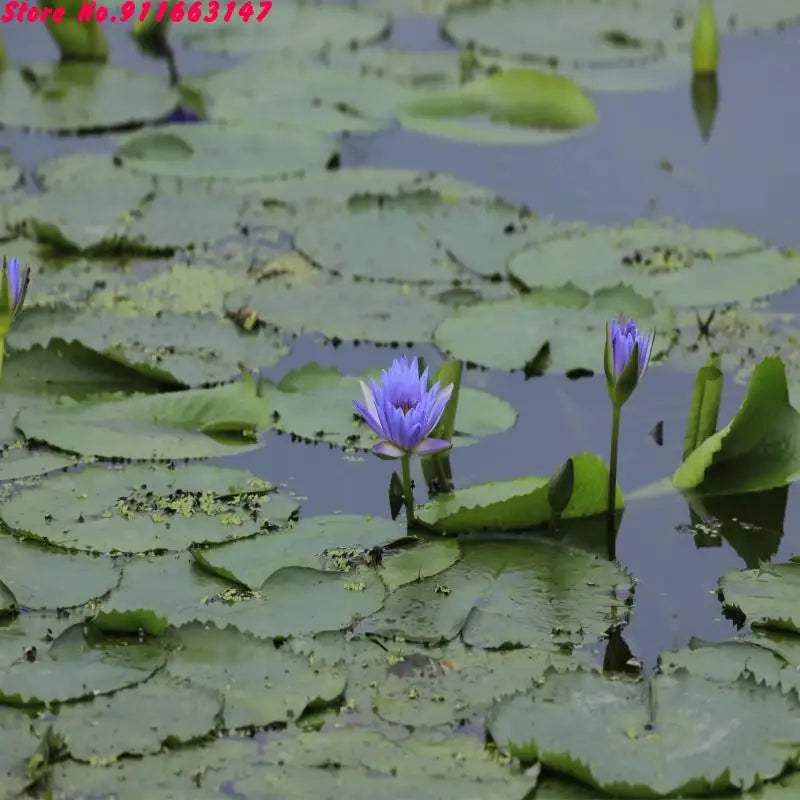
[0, 255, 30, 374]
[604, 316, 654, 551]
[353, 355, 453, 524]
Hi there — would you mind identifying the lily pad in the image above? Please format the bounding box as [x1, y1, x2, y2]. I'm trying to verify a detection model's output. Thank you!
[53, 726, 537, 799]
[35, 674, 221, 760]
[195, 62, 413, 134]
[224, 273, 450, 344]
[0, 63, 177, 133]
[191, 513, 406, 589]
[444, 0, 800, 69]
[174, 1, 388, 55]
[93, 553, 386, 640]
[673, 357, 800, 496]
[719, 562, 800, 634]
[378, 539, 461, 592]
[489, 669, 800, 797]
[294, 194, 556, 283]
[0, 707, 44, 795]
[166, 622, 345, 729]
[0, 537, 119, 609]
[507, 221, 800, 309]
[261, 362, 516, 450]
[9, 309, 289, 389]
[115, 123, 337, 181]
[15, 377, 270, 460]
[401, 69, 597, 146]
[1, 463, 295, 555]
[417, 453, 620, 533]
[0, 623, 165, 707]
[433, 283, 661, 373]
[86, 262, 251, 318]
[357, 537, 631, 649]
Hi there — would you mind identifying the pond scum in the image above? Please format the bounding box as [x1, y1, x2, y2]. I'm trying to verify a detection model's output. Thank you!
[1, 1, 800, 798]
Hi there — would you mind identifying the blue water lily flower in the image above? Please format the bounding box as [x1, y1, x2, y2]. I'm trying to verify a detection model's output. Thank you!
[604, 316, 654, 408]
[1, 256, 30, 327]
[354, 355, 454, 460]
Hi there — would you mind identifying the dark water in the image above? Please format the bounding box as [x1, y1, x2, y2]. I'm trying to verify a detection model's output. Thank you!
[2, 17, 799, 670]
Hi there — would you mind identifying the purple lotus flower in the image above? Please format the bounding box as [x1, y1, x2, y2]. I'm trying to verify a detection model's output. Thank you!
[1, 256, 30, 323]
[604, 316, 654, 407]
[354, 356, 454, 459]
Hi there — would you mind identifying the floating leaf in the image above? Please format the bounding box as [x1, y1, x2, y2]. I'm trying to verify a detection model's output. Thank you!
[357, 537, 631, 648]
[674, 357, 800, 495]
[719, 562, 800, 634]
[0, 623, 165, 706]
[1, 463, 295, 555]
[417, 453, 621, 533]
[173, 2, 388, 56]
[35, 674, 221, 760]
[191, 514, 406, 589]
[489, 669, 800, 797]
[10, 309, 289, 388]
[15, 377, 270, 460]
[115, 123, 337, 181]
[378, 539, 460, 592]
[402, 69, 596, 145]
[225, 274, 449, 345]
[166, 622, 345, 729]
[0, 63, 176, 133]
[0, 537, 119, 608]
[507, 221, 800, 310]
[93, 553, 385, 639]
[433, 284, 662, 374]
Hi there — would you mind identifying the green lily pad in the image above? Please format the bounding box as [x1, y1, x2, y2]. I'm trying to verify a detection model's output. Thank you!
[1, 463, 295, 555]
[357, 537, 631, 648]
[658, 638, 785, 686]
[674, 357, 800, 495]
[86, 262, 251, 318]
[444, 0, 800, 69]
[15, 377, 270, 460]
[0, 623, 165, 706]
[9, 309, 289, 389]
[174, 1, 388, 55]
[115, 123, 337, 181]
[401, 69, 596, 145]
[0, 707, 43, 795]
[433, 283, 661, 373]
[417, 453, 621, 533]
[93, 553, 386, 640]
[166, 622, 345, 729]
[261, 362, 515, 450]
[35, 674, 221, 760]
[0, 537, 119, 608]
[372, 644, 589, 728]
[294, 194, 558, 283]
[191, 514, 406, 590]
[224, 273, 450, 344]
[507, 221, 800, 309]
[719, 562, 800, 634]
[194, 61, 413, 134]
[53, 726, 537, 799]
[0, 63, 177, 133]
[378, 539, 460, 592]
[489, 669, 800, 797]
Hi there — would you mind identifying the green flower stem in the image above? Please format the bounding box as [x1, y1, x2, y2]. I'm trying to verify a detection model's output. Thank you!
[606, 402, 622, 559]
[0, 337, 6, 381]
[400, 453, 415, 526]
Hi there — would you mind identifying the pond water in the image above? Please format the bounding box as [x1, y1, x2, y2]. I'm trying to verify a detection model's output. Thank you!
[2, 4, 800, 798]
